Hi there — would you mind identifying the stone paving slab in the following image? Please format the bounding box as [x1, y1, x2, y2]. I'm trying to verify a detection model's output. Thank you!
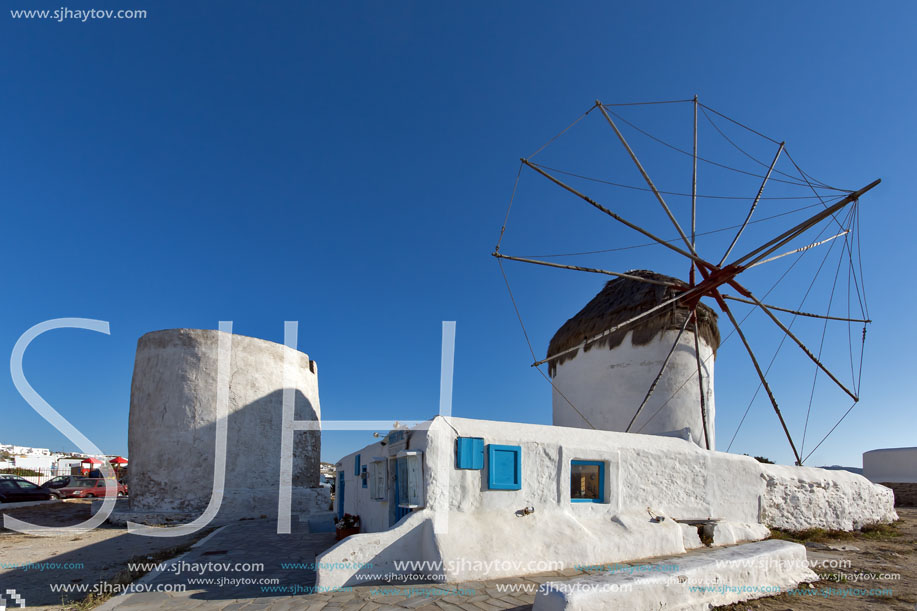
[97, 517, 669, 610]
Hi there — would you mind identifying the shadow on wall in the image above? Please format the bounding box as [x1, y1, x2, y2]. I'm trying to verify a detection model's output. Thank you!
[128, 388, 321, 521]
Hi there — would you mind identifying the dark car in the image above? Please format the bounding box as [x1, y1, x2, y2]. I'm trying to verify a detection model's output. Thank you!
[40, 475, 77, 490]
[57, 478, 128, 498]
[0, 476, 59, 503]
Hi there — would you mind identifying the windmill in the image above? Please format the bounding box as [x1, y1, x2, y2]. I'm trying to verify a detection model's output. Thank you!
[493, 97, 877, 466]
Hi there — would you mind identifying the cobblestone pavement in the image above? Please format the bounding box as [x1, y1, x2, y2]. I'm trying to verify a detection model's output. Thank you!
[98, 518, 584, 611]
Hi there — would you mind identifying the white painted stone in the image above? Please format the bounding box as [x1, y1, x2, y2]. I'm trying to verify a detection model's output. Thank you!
[759, 463, 897, 531]
[321, 416, 894, 587]
[863, 447, 917, 483]
[127, 329, 323, 521]
[552, 329, 716, 449]
[533, 540, 818, 611]
[709, 522, 771, 547]
[679, 523, 704, 550]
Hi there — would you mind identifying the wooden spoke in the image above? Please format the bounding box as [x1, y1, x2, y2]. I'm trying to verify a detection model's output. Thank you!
[727, 279, 859, 401]
[625, 314, 692, 433]
[692, 308, 711, 450]
[718, 142, 784, 266]
[716, 295, 803, 465]
[597, 101, 701, 261]
[491, 253, 681, 286]
[719, 294, 870, 323]
[522, 159, 706, 266]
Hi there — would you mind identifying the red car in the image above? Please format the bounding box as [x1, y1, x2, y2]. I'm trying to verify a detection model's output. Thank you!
[57, 478, 128, 498]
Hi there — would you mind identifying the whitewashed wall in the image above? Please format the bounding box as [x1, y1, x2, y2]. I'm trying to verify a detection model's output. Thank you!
[320, 416, 896, 587]
[551, 329, 715, 449]
[128, 329, 323, 521]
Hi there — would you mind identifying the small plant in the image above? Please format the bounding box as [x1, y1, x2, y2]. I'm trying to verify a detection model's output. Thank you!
[0, 467, 42, 476]
[335, 513, 360, 530]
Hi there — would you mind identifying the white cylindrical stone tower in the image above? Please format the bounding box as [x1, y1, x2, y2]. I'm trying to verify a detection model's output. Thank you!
[548, 270, 719, 449]
[127, 328, 323, 520]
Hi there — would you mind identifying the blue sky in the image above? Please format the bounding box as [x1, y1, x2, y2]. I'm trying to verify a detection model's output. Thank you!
[1, 1, 914, 468]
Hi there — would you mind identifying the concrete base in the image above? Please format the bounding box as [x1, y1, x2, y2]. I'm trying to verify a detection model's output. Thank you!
[533, 540, 818, 611]
[101, 488, 330, 526]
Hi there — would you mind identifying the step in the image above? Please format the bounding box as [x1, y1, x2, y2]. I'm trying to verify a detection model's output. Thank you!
[534, 539, 817, 611]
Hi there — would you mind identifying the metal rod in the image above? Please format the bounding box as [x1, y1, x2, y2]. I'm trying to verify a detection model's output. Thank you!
[747, 231, 849, 269]
[491, 253, 680, 286]
[596, 101, 700, 260]
[731, 179, 880, 268]
[727, 280, 859, 401]
[718, 142, 785, 266]
[536, 285, 706, 367]
[522, 159, 707, 265]
[692, 309, 711, 450]
[719, 294, 871, 323]
[626, 314, 692, 433]
[691, 95, 698, 285]
[716, 295, 802, 465]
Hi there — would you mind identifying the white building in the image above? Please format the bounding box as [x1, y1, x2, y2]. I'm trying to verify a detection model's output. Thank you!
[320, 416, 896, 587]
[863, 447, 917, 483]
[548, 271, 718, 449]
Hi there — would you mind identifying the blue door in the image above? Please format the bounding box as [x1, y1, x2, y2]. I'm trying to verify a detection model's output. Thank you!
[391, 456, 411, 526]
[337, 472, 345, 519]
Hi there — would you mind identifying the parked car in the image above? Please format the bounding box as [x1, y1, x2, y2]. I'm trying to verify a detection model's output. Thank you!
[40, 475, 78, 491]
[57, 478, 128, 499]
[0, 476, 59, 503]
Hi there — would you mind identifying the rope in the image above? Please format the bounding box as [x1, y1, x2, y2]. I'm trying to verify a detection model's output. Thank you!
[801, 233, 848, 456]
[495, 162, 523, 252]
[604, 106, 849, 191]
[496, 259, 597, 429]
[516, 197, 845, 259]
[527, 103, 597, 160]
[725, 205, 856, 454]
[697, 101, 782, 146]
[700, 106, 823, 189]
[527, 162, 838, 200]
[625, 314, 692, 432]
[601, 99, 694, 106]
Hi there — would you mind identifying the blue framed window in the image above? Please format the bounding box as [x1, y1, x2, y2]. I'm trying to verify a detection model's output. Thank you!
[571, 460, 605, 503]
[455, 437, 484, 469]
[354, 454, 361, 476]
[361, 465, 368, 488]
[488, 444, 521, 490]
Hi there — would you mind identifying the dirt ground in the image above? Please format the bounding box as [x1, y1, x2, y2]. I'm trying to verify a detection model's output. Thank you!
[0, 500, 203, 610]
[716, 507, 917, 611]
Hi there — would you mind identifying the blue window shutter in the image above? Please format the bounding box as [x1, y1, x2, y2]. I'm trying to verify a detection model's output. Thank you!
[455, 437, 484, 469]
[488, 444, 521, 490]
[354, 454, 361, 476]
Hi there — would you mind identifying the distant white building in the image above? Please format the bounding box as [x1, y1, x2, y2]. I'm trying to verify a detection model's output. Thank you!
[863, 447, 917, 483]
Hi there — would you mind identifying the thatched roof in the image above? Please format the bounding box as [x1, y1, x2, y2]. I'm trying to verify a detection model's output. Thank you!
[546, 270, 720, 376]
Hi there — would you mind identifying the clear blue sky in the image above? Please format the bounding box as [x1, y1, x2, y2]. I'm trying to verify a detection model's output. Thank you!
[1, 1, 914, 468]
